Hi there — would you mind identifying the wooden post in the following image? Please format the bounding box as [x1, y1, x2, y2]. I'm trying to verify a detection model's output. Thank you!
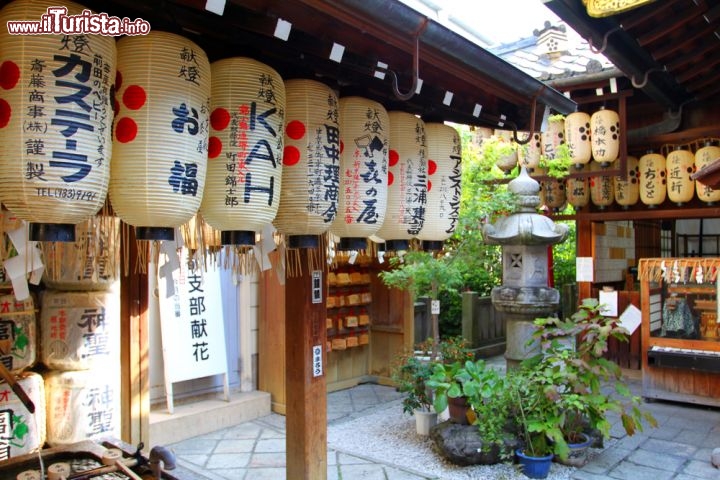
[285, 248, 327, 480]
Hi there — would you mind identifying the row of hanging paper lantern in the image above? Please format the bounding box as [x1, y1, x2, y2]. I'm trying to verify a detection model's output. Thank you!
[560, 143, 720, 211]
[0, 1, 460, 250]
[564, 108, 620, 168]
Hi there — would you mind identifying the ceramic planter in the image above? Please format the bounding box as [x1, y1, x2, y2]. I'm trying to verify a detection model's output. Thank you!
[557, 432, 592, 467]
[414, 409, 438, 435]
[516, 449, 553, 479]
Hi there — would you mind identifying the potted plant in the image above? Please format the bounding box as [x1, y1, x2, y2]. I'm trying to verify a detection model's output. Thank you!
[529, 298, 658, 466]
[390, 346, 437, 435]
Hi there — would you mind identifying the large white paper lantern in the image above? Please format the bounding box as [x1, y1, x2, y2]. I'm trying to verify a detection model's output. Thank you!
[639, 151, 666, 207]
[417, 123, 461, 250]
[518, 131, 541, 174]
[110, 31, 210, 241]
[695, 141, 720, 204]
[564, 111, 592, 167]
[590, 108, 620, 167]
[199, 57, 285, 245]
[566, 176, 589, 210]
[541, 116, 565, 162]
[0, 0, 116, 242]
[374, 111, 427, 251]
[666, 147, 695, 206]
[614, 155, 639, 209]
[330, 96, 389, 251]
[274, 79, 340, 249]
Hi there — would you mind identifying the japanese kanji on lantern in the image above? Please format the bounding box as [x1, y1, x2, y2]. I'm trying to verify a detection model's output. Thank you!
[110, 31, 210, 241]
[199, 57, 285, 246]
[0, 0, 116, 242]
[518, 131, 541, 174]
[374, 111, 427, 252]
[564, 111, 592, 168]
[639, 151, 667, 208]
[542, 177, 567, 212]
[614, 155, 639, 209]
[541, 115, 565, 164]
[274, 79, 339, 249]
[566, 176, 589, 210]
[666, 146, 695, 206]
[330, 96, 389, 251]
[417, 123, 461, 251]
[590, 108, 620, 167]
[589, 162, 614, 209]
[695, 140, 720, 204]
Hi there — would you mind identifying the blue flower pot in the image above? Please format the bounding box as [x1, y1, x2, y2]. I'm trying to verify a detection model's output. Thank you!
[516, 449, 553, 479]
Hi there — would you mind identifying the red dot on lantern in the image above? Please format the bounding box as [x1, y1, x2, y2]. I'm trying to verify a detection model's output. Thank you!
[115, 117, 138, 143]
[123, 85, 146, 110]
[0, 99, 11, 128]
[210, 108, 230, 131]
[113, 99, 120, 115]
[428, 159, 437, 175]
[389, 150, 399, 167]
[115, 71, 123, 91]
[0, 61, 20, 90]
[388, 171, 394, 186]
[208, 136, 222, 159]
[428, 180, 433, 191]
[283, 146, 301, 166]
[340, 140, 344, 154]
[286, 120, 306, 140]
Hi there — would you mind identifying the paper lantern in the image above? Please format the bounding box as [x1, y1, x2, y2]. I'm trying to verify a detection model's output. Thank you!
[518, 131, 541, 174]
[542, 178, 566, 212]
[330, 96, 389, 251]
[589, 162, 614, 209]
[374, 111, 426, 251]
[666, 147, 695, 206]
[274, 79, 340, 248]
[695, 141, 720, 204]
[566, 176, 590, 210]
[0, 372, 45, 459]
[199, 57, 285, 245]
[541, 116, 565, 161]
[639, 151, 666, 207]
[0, 0, 116, 241]
[564, 112, 592, 167]
[590, 108, 620, 166]
[110, 31, 210, 241]
[417, 123, 461, 250]
[41, 215, 119, 290]
[614, 155, 640, 209]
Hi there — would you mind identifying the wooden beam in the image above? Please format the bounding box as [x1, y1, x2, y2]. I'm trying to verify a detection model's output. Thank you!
[285, 249, 328, 480]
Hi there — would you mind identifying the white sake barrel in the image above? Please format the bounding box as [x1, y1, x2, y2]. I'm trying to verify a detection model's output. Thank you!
[0, 294, 36, 373]
[44, 369, 120, 446]
[41, 216, 120, 291]
[40, 289, 119, 371]
[0, 372, 46, 458]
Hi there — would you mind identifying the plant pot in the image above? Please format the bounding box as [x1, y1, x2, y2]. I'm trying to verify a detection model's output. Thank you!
[516, 449, 553, 479]
[414, 409, 438, 435]
[557, 432, 592, 467]
[447, 396, 471, 425]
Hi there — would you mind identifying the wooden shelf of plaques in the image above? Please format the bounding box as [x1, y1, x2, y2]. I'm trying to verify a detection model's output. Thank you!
[258, 251, 414, 414]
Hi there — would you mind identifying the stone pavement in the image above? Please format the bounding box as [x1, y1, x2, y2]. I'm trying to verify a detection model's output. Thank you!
[166, 374, 720, 480]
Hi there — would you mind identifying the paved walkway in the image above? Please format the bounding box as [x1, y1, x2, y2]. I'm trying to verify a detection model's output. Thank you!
[166, 371, 720, 480]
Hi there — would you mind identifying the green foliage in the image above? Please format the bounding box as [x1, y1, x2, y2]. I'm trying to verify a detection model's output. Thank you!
[390, 349, 435, 414]
[552, 220, 576, 287]
[378, 251, 463, 301]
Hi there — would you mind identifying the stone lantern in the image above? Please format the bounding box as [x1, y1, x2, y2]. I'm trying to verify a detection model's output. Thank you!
[482, 167, 569, 368]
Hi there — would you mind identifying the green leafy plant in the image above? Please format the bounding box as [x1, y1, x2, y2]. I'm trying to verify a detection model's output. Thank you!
[438, 335, 473, 365]
[527, 298, 658, 455]
[479, 134, 518, 175]
[390, 348, 435, 414]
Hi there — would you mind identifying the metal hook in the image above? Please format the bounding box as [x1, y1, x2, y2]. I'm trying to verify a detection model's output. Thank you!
[587, 26, 621, 54]
[388, 19, 428, 101]
[511, 89, 542, 145]
[631, 66, 667, 88]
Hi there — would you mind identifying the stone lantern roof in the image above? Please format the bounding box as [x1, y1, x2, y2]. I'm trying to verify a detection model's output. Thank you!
[482, 167, 569, 246]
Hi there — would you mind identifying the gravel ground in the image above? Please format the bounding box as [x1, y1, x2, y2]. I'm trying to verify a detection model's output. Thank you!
[327, 399, 592, 480]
